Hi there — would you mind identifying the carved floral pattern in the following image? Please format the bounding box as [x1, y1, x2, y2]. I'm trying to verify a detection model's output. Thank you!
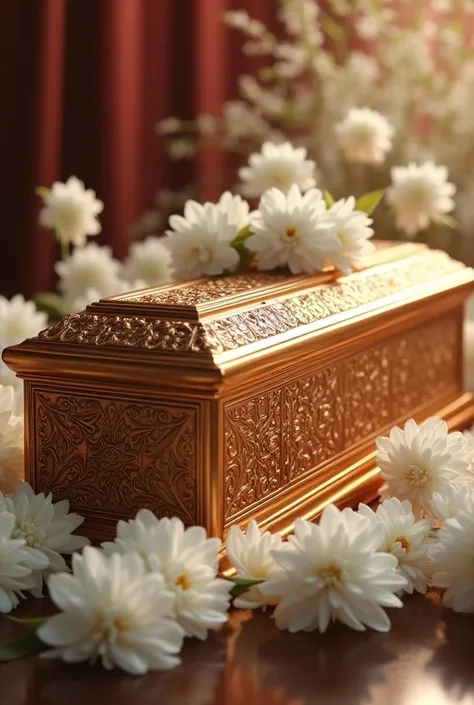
[391, 317, 459, 418]
[34, 251, 466, 356]
[34, 393, 197, 524]
[205, 253, 464, 354]
[224, 315, 459, 521]
[131, 273, 287, 306]
[282, 370, 343, 484]
[225, 391, 282, 517]
[344, 347, 391, 446]
[38, 315, 209, 353]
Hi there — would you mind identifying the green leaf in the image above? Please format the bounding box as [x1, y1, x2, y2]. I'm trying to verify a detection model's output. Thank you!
[355, 190, 385, 215]
[0, 632, 47, 662]
[35, 186, 50, 199]
[8, 616, 48, 629]
[229, 577, 265, 598]
[324, 191, 335, 208]
[232, 225, 253, 248]
[433, 213, 458, 229]
[34, 292, 68, 320]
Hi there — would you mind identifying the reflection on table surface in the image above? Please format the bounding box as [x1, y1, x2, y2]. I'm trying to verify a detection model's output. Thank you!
[2, 591, 474, 705]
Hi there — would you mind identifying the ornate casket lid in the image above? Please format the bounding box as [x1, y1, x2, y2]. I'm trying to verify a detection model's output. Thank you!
[4, 241, 474, 385]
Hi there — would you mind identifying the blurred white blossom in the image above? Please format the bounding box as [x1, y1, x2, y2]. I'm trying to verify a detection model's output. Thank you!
[239, 142, 317, 197]
[123, 237, 172, 287]
[39, 176, 103, 248]
[387, 162, 456, 238]
[335, 108, 394, 165]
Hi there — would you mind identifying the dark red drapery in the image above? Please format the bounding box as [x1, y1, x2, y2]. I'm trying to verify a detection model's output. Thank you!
[0, 0, 279, 298]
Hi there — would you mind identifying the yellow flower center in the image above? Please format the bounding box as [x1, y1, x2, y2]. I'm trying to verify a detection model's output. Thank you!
[316, 564, 342, 587]
[405, 463, 429, 486]
[282, 225, 300, 245]
[394, 535, 411, 552]
[175, 572, 192, 590]
[11, 520, 45, 548]
[94, 612, 133, 647]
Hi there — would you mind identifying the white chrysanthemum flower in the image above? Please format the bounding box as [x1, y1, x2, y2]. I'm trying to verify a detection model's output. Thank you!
[102, 511, 232, 640]
[386, 162, 456, 237]
[260, 505, 406, 634]
[326, 197, 375, 274]
[38, 547, 184, 674]
[0, 483, 89, 597]
[335, 108, 394, 165]
[225, 520, 282, 609]
[165, 200, 240, 280]
[246, 185, 340, 274]
[39, 176, 103, 247]
[0, 385, 24, 493]
[0, 295, 47, 351]
[55, 243, 122, 304]
[123, 237, 172, 287]
[0, 511, 47, 613]
[430, 509, 474, 612]
[431, 482, 474, 524]
[216, 191, 251, 230]
[358, 498, 433, 594]
[239, 142, 317, 198]
[0, 296, 47, 388]
[376, 418, 469, 518]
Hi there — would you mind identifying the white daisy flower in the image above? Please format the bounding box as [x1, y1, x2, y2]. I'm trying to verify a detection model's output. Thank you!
[239, 141, 317, 198]
[326, 196, 375, 274]
[0, 511, 47, 613]
[431, 482, 474, 523]
[386, 162, 456, 237]
[38, 547, 184, 674]
[430, 508, 474, 612]
[102, 510, 232, 640]
[225, 520, 282, 609]
[55, 243, 123, 304]
[358, 498, 433, 594]
[123, 237, 172, 287]
[246, 185, 340, 274]
[39, 176, 103, 247]
[260, 505, 406, 634]
[0, 482, 89, 597]
[335, 108, 394, 165]
[165, 201, 240, 280]
[376, 418, 469, 518]
[0, 385, 24, 494]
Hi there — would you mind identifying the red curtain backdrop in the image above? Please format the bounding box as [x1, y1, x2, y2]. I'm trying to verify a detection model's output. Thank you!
[0, 0, 279, 298]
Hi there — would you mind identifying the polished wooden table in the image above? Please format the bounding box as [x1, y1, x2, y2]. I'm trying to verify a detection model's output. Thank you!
[1, 591, 473, 705]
